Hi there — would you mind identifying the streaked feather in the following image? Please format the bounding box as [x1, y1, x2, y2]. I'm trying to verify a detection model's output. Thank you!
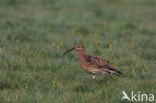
[85, 55, 122, 76]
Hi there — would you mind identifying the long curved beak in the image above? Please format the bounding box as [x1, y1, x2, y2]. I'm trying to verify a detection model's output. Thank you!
[63, 47, 75, 57]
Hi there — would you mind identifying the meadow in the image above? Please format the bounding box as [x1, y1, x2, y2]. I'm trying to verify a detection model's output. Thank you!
[0, 0, 156, 103]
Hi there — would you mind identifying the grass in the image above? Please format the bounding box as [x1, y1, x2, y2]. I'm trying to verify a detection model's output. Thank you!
[0, 0, 156, 103]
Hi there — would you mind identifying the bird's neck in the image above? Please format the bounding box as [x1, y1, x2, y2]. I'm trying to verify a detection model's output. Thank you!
[77, 51, 85, 60]
[77, 51, 87, 69]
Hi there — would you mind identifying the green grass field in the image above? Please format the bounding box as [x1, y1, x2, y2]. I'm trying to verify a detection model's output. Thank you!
[0, 0, 156, 103]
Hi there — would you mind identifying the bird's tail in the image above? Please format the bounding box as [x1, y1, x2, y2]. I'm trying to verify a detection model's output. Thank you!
[113, 70, 122, 77]
[106, 66, 123, 77]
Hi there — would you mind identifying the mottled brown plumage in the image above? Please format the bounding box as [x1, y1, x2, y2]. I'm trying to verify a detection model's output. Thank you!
[63, 44, 122, 80]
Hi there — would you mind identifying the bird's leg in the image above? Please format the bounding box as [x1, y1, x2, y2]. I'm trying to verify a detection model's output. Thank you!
[92, 75, 96, 80]
[92, 75, 96, 83]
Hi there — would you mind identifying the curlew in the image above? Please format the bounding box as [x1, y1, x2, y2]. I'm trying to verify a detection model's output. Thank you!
[63, 44, 122, 81]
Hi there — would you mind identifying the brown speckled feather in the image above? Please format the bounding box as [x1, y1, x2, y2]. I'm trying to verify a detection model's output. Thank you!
[84, 55, 122, 76]
[85, 55, 110, 65]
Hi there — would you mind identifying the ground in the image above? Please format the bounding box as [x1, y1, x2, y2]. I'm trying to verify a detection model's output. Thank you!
[0, 0, 156, 103]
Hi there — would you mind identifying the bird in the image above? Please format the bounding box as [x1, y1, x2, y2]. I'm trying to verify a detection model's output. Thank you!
[63, 44, 122, 81]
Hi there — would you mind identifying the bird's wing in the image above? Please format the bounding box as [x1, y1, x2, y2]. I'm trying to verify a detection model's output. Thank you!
[85, 55, 110, 66]
[85, 55, 122, 76]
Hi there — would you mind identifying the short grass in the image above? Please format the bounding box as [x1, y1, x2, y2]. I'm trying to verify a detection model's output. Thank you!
[0, 0, 156, 103]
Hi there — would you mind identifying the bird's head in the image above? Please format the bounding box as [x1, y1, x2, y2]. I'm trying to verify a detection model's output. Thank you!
[75, 44, 84, 51]
[63, 44, 84, 57]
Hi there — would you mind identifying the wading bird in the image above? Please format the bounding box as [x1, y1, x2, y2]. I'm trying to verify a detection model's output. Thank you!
[63, 44, 122, 81]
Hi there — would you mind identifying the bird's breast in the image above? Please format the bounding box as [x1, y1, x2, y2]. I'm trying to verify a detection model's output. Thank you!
[77, 54, 96, 74]
[78, 58, 90, 68]
[78, 60, 96, 74]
